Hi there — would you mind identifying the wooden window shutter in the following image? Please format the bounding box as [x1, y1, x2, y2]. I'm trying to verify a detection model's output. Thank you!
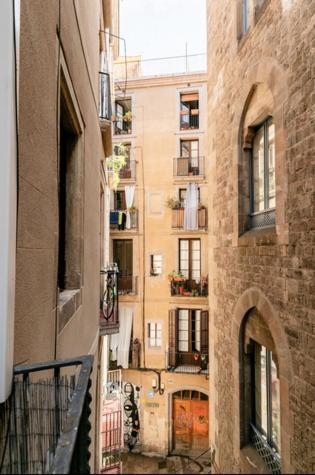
[181, 93, 199, 102]
[169, 309, 177, 367]
[200, 310, 209, 355]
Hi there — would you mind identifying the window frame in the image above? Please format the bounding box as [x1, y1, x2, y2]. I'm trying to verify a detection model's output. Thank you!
[179, 92, 199, 130]
[148, 322, 162, 348]
[178, 238, 201, 283]
[249, 117, 275, 227]
[177, 309, 201, 354]
[150, 254, 163, 276]
[251, 341, 280, 453]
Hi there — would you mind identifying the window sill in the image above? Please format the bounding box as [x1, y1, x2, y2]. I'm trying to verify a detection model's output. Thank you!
[240, 445, 272, 474]
[238, 225, 277, 247]
[58, 289, 82, 333]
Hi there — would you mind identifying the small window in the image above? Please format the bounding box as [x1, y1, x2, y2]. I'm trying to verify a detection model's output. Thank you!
[250, 118, 275, 227]
[179, 239, 201, 282]
[180, 92, 199, 130]
[114, 98, 132, 135]
[150, 254, 162, 276]
[148, 322, 162, 347]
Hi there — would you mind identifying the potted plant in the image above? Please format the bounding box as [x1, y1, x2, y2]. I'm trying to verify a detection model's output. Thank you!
[168, 270, 186, 295]
[165, 197, 182, 210]
[123, 111, 132, 133]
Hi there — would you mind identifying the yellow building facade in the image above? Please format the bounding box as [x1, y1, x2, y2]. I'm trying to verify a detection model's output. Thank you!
[110, 71, 209, 456]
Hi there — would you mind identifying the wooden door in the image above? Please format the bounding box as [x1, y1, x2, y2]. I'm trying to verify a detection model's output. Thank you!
[113, 239, 133, 292]
[172, 391, 209, 453]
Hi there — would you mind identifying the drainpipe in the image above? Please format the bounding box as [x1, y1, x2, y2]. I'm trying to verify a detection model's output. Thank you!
[0, 0, 19, 402]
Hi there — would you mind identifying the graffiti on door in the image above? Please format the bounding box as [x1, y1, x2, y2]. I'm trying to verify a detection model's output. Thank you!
[123, 382, 140, 451]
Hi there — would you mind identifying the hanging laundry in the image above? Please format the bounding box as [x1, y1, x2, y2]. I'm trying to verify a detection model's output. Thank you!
[118, 211, 126, 230]
[110, 211, 119, 226]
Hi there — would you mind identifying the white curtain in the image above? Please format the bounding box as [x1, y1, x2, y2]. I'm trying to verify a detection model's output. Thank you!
[125, 185, 135, 229]
[118, 307, 133, 368]
[109, 307, 133, 368]
[184, 183, 198, 230]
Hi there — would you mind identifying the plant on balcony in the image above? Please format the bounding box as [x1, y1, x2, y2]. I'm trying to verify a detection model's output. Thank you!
[123, 111, 132, 123]
[165, 197, 182, 210]
[106, 143, 126, 189]
[198, 203, 206, 210]
[128, 205, 137, 213]
[168, 270, 186, 295]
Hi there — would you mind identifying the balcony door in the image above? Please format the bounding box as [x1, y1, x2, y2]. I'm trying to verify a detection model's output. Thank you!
[179, 239, 201, 284]
[113, 239, 133, 292]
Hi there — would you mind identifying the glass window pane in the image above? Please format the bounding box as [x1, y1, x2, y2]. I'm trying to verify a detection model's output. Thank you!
[180, 240, 189, 250]
[181, 141, 190, 157]
[156, 323, 162, 331]
[252, 126, 265, 212]
[178, 340, 189, 352]
[271, 355, 281, 450]
[268, 123, 276, 209]
[156, 338, 162, 347]
[150, 338, 156, 347]
[192, 240, 200, 250]
[255, 345, 268, 435]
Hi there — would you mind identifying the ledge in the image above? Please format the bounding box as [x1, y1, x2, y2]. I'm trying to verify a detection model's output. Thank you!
[238, 225, 277, 247]
[169, 296, 208, 306]
[58, 289, 82, 333]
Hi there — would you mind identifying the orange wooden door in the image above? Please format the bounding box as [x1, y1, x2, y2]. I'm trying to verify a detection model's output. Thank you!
[173, 397, 208, 452]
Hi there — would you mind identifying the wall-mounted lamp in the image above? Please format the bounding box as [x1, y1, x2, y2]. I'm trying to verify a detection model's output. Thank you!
[151, 373, 164, 395]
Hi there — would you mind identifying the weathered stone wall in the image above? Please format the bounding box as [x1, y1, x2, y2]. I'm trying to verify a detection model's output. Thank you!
[207, 0, 315, 473]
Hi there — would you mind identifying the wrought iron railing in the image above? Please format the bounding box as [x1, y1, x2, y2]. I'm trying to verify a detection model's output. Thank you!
[113, 121, 132, 135]
[170, 277, 208, 297]
[171, 207, 207, 229]
[0, 356, 93, 474]
[180, 112, 199, 130]
[173, 156, 205, 177]
[250, 424, 281, 474]
[100, 265, 119, 336]
[99, 72, 111, 121]
[167, 351, 208, 373]
[110, 210, 138, 230]
[119, 160, 136, 180]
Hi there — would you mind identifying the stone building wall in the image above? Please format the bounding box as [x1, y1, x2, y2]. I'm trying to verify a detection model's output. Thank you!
[207, 0, 315, 473]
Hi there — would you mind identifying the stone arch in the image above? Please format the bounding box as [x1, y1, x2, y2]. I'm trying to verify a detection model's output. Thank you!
[231, 287, 293, 473]
[231, 58, 289, 244]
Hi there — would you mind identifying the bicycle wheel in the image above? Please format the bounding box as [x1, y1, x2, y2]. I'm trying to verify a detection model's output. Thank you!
[102, 284, 115, 319]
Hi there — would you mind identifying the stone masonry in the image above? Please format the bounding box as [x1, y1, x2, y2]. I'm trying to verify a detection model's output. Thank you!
[207, 0, 315, 473]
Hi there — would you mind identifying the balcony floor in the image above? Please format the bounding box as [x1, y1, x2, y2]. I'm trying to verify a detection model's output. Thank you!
[168, 365, 208, 375]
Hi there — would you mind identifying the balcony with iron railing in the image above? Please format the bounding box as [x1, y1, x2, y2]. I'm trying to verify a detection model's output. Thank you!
[0, 356, 93, 474]
[118, 274, 138, 296]
[171, 207, 207, 230]
[170, 276, 208, 298]
[173, 156, 205, 178]
[119, 159, 136, 181]
[113, 119, 132, 136]
[110, 209, 138, 231]
[167, 351, 209, 374]
[100, 266, 119, 336]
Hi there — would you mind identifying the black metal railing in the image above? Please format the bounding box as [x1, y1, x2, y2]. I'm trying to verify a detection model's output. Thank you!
[170, 277, 208, 297]
[0, 356, 93, 474]
[110, 210, 138, 230]
[99, 72, 111, 121]
[250, 208, 275, 229]
[250, 424, 281, 474]
[168, 352, 208, 372]
[118, 275, 137, 295]
[119, 160, 136, 180]
[100, 266, 119, 336]
[180, 113, 199, 130]
[113, 120, 132, 135]
[173, 156, 204, 177]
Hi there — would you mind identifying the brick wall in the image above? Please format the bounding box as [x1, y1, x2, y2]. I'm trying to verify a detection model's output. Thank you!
[207, 0, 315, 473]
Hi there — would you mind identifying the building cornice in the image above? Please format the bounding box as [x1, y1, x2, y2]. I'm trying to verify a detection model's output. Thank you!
[114, 71, 207, 91]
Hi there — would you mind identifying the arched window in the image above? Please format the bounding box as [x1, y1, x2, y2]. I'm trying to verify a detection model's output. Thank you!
[239, 83, 276, 232]
[240, 309, 281, 473]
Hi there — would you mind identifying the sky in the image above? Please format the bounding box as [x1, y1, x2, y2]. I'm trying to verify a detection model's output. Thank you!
[119, 0, 207, 76]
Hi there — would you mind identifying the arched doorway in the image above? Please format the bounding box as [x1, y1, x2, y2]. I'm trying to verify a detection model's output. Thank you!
[172, 390, 209, 454]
